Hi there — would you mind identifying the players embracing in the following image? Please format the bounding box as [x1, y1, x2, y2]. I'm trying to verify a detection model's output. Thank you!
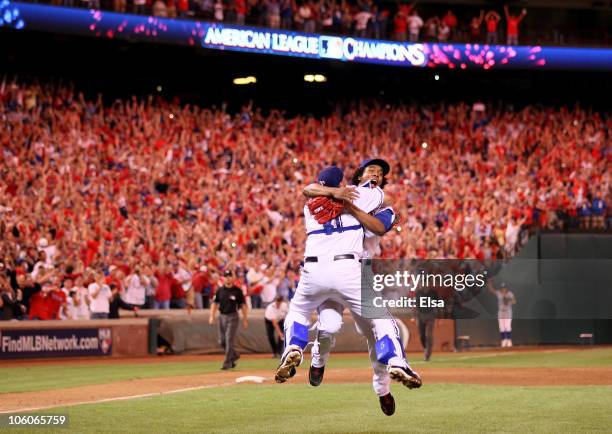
[274, 158, 422, 416]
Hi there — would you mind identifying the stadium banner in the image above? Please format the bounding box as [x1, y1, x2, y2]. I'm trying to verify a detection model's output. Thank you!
[0, 327, 112, 359]
[2, 1, 612, 71]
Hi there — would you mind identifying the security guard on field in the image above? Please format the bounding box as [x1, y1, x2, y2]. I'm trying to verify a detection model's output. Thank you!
[209, 269, 249, 370]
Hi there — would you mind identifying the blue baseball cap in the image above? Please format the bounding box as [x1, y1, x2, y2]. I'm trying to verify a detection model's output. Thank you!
[317, 166, 344, 187]
[360, 158, 390, 175]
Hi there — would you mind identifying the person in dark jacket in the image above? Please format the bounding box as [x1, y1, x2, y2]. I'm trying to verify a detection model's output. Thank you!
[209, 269, 248, 370]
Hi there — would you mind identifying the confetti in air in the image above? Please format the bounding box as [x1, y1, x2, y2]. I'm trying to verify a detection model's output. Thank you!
[422, 42, 545, 70]
[88, 8, 171, 40]
[0, 0, 25, 29]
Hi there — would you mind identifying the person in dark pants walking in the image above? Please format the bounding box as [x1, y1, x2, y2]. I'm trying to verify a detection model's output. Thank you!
[209, 270, 248, 370]
[264, 295, 288, 357]
[108, 284, 139, 319]
[417, 286, 438, 361]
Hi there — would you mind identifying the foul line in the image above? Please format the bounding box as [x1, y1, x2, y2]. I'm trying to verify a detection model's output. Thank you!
[425, 348, 572, 362]
[0, 381, 237, 414]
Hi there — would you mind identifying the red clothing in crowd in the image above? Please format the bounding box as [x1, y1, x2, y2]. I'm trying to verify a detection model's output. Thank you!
[394, 15, 407, 34]
[486, 17, 499, 32]
[171, 279, 186, 301]
[28, 289, 66, 320]
[506, 16, 521, 36]
[443, 13, 457, 30]
[84, 239, 100, 267]
[105, 275, 124, 292]
[192, 271, 210, 294]
[46, 290, 67, 320]
[416, 247, 428, 259]
[29, 291, 50, 320]
[235, 0, 246, 15]
[177, 0, 188, 12]
[155, 273, 175, 302]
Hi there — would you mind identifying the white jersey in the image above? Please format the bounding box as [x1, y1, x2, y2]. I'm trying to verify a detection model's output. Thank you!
[264, 301, 289, 322]
[88, 283, 112, 314]
[74, 287, 91, 319]
[303, 186, 384, 258]
[123, 274, 146, 306]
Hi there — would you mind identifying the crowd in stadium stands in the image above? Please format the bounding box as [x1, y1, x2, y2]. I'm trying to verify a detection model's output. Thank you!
[32, 0, 536, 45]
[0, 80, 610, 320]
[22, 0, 612, 46]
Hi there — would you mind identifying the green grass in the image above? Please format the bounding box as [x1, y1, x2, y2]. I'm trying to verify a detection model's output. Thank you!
[2, 348, 611, 394]
[15, 384, 612, 433]
[0, 359, 278, 394]
[323, 347, 612, 370]
[410, 347, 612, 368]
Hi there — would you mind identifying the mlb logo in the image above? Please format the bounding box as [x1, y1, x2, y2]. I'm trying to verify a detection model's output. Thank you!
[98, 328, 112, 355]
[319, 36, 344, 60]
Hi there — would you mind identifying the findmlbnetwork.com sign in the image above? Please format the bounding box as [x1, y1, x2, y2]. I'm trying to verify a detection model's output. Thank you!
[0, 328, 112, 359]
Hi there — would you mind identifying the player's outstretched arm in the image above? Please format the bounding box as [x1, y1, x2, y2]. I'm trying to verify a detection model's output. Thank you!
[302, 183, 359, 201]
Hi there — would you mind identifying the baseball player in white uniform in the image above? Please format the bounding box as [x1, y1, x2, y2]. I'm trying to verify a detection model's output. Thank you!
[489, 281, 516, 347]
[307, 160, 410, 416]
[275, 162, 421, 414]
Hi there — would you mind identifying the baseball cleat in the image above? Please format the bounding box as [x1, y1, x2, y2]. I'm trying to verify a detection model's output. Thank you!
[388, 365, 422, 389]
[309, 365, 325, 387]
[379, 393, 395, 416]
[274, 348, 303, 383]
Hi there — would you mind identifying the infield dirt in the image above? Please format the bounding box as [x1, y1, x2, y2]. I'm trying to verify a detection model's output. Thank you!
[2, 353, 611, 413]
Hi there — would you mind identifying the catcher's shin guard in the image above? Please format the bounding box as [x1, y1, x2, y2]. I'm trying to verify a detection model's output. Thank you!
[375, 335, 396, 364]
[288, 321, 309, 349]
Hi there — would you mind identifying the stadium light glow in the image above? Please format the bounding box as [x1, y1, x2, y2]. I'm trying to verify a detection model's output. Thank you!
[233, 76, 257, 85]
[304, 74, 326, 83]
